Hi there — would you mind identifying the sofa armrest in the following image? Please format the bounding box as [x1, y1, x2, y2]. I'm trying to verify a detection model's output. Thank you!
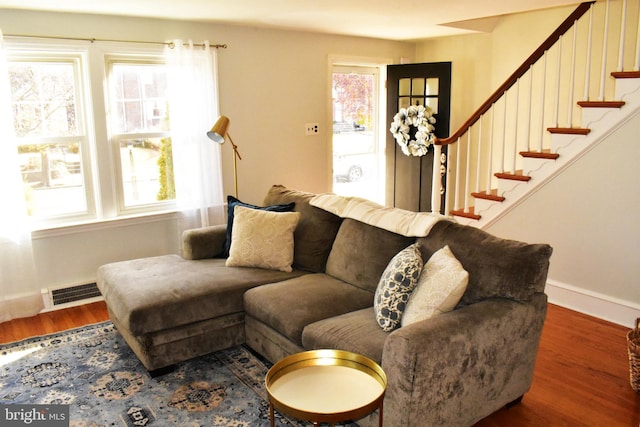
[182, 224, 227, 260]
[381, 293, 547, 427]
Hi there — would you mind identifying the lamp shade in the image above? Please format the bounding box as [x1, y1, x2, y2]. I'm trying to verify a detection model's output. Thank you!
[207, 115, 230, 143]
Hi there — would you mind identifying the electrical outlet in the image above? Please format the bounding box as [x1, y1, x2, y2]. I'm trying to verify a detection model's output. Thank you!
[305, 123, 319, 136]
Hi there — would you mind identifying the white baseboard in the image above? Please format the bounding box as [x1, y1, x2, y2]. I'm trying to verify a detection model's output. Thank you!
[546, 279, 640, 328]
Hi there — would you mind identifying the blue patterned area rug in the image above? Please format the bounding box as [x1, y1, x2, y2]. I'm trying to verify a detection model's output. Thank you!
[0, 321, 357, 427]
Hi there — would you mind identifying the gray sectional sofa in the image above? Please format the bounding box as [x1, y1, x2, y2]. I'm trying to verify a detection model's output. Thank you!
[97, 184, 553, 426]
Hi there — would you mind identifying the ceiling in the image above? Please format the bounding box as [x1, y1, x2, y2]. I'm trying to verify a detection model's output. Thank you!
[0, 0, 582, 41]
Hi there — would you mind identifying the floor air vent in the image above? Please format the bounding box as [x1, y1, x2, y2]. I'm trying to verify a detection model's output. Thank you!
[51, 282, 101, 306]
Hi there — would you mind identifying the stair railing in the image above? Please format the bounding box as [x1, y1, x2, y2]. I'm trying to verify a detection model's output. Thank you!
[431, 0, 640, 219]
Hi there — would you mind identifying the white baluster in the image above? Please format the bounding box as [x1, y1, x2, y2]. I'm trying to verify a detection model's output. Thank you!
[554, 35, 563, 127]
[444, 144, 452, 215]
[486, 106, 494, 195]
[512, 78, 520, 172]
[539, 51, 548, 153]
[501, 93, 507, 172]
[464, 130, 471, 213]
[584, 5, 594, 101]
[475, 117, 482, 195]
[568, 21, 578, 127]
[526, 66, 533, 152]
[599, 0, 610, 101]
[618, 0, 628, 72]
[635, 0, 640, 70]
[454, 137, 461, 212]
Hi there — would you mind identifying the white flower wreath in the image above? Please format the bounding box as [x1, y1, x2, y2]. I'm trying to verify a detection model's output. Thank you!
[389, 104, 436, 157]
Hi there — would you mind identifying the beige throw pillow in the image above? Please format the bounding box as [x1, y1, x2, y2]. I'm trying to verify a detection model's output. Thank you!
[226, 205, 301, 272]
[401, 245, 469, 327]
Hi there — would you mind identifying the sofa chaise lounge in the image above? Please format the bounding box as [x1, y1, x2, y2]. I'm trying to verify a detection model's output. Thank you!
[97, 184, 552, 426]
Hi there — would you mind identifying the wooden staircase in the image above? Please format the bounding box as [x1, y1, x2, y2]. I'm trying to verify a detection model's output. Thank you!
[450, 71, 640, 225]
[434, 1, 640, 228]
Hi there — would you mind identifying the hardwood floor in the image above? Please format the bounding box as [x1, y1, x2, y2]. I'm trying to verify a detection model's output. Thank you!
[1, 301, 638, 425]
[0, 301, 110, 344]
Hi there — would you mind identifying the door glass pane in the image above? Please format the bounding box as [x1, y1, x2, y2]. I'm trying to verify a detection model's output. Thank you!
[426, 78, 439, 96]
[411, 78, 425, 96]
[398, 78, 411, 96]
[332, 67, 383, 204]
[398, 97, 411, 109]
[426, 97, 439, 114]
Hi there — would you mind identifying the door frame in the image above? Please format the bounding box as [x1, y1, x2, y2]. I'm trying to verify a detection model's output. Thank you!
[327, 55, 391, 201]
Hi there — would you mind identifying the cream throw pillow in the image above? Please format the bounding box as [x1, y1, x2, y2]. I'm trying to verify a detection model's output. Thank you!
[226, 205, 301, 272]
[401, 245, 469, 327]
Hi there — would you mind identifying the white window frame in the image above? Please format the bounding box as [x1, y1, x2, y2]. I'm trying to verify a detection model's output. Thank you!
[5, 40, 180, 230]
[6, 45, 97, 227]
[104, 54, 176, 216]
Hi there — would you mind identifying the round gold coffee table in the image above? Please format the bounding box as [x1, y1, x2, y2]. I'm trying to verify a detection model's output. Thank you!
[265, 349, 387, 427]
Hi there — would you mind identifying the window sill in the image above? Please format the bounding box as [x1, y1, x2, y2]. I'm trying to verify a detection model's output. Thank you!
[30, 210, 179, 240]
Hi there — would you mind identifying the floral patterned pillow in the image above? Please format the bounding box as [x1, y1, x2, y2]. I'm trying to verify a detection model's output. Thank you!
[374, 243, 423, 331]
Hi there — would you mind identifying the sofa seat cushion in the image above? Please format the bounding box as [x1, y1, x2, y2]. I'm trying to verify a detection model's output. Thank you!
[302, 308, 389, 364]
[243, 273, 374, 346]
[97, 254, 306, 336]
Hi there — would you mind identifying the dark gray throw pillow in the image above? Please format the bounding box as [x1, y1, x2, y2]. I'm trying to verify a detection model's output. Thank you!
[223, 195, 295, 257]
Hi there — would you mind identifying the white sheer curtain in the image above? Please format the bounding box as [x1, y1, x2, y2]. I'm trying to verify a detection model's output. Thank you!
[165, 40, 225, 234]
[0, 30, 43, 322]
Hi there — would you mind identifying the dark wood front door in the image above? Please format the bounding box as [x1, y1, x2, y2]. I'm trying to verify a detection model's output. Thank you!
[386, 62, 451, 212]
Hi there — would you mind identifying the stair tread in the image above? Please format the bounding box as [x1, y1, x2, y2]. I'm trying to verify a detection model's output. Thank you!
[520, 150, 560, 159]
[471, 190, 505, 202]
[611, 70, 640, 79]
[450, 206, 481, 220]
[547, 127, 591, 135]
[495, 170, 532, 182]
[577, 100, 625, 108]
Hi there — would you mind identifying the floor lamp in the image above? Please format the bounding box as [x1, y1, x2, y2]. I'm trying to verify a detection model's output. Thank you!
[207, 115, 242, 198]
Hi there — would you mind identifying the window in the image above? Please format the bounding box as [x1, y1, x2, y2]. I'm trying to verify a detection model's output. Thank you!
[8, 53, 93, 220]
[6, 43, 176, 227]
[106, 59, 175, 211]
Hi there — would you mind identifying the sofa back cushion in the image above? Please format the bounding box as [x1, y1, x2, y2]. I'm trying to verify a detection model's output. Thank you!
[263, 185, 343, 273]
[326, 218, 415, 293]
[416, 220, 553, 305]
